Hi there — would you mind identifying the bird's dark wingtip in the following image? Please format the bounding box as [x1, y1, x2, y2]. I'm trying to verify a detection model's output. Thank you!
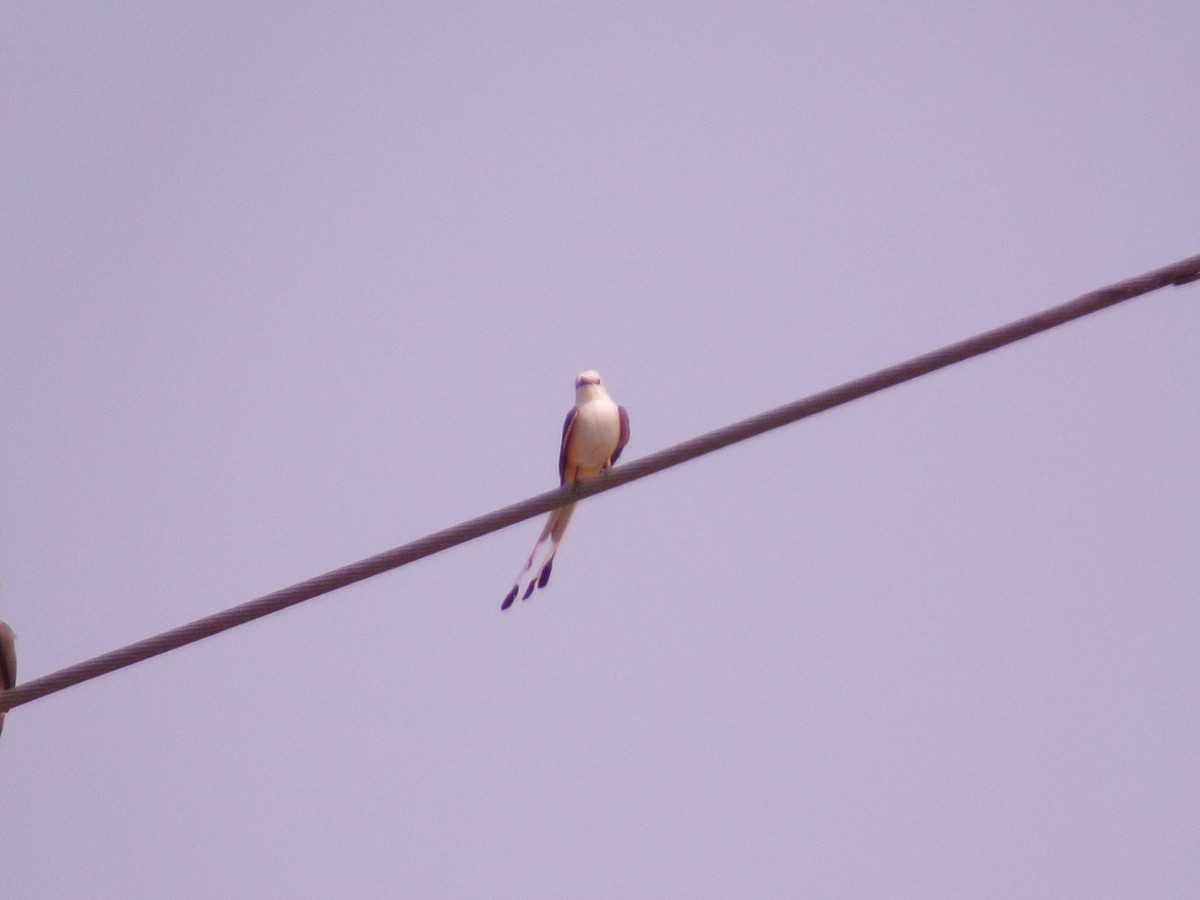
[521, 580, 537, 601]
[537, 559, 554, 589]
[501, 587, 518, 611]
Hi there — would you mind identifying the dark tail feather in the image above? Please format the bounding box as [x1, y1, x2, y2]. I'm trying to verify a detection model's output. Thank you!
[501, 586, 518, 611]
[537, 557, 554, 589]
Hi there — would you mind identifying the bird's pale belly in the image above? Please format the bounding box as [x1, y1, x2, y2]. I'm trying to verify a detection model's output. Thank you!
[570, 402, 621, 474]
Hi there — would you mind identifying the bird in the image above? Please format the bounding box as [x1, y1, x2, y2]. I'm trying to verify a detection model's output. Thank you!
[0, 620, 15, 741]
[502, 370, 629, 610]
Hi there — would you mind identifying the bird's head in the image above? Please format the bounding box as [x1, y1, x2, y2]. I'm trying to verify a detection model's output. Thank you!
[574, 370, 606, 401]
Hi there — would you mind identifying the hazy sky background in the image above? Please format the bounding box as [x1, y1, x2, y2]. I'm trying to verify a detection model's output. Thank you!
[3, 4, 1198, 897]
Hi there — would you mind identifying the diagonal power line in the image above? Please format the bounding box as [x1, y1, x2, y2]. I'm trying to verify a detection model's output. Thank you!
[3, 252, 1198, 714]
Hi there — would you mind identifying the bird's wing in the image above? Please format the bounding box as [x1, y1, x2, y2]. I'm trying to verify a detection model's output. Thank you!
[610, 405, 631, 466]
[558, 407, 578, 485]
[0, 623, 15, 690]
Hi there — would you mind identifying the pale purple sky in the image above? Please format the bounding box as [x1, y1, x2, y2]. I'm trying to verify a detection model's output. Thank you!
[3, 4, 1199, 897]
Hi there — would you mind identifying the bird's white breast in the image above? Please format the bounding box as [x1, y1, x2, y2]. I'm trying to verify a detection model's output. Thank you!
[570, 395, 621, 473]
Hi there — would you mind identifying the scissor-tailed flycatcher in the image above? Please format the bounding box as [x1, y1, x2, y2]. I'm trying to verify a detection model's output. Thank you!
[0, 620, 15, 741]
[502, 370, 629, 611]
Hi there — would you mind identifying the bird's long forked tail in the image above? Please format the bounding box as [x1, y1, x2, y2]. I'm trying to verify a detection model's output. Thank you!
[500, 501, 577, 610]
